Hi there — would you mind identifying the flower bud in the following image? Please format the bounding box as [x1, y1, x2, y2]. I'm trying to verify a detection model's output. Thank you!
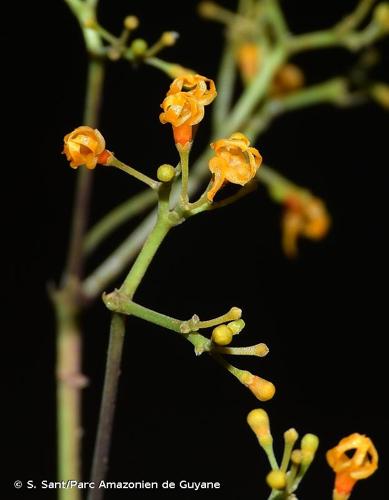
[291, 449, 302, 465]
[229, 307, 242, 320]
[157, 164, 175, 182]
[284, 428, 299, 445]
[227, 319, 245, 335]
[247, 408, 269, 434]
[211, 324, 233, 345]
[161, 31, 179, 46]
[124, 15, 139, 30]
[131, 38, 148, 56]
[371, 83, 389, 109]
[266, 470, 287, 490]
[374, 3, 389, 31]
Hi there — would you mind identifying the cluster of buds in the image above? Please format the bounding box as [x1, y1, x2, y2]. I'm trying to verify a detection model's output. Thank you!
[247, 409, 319, 496]
[180, 307, 274, 402]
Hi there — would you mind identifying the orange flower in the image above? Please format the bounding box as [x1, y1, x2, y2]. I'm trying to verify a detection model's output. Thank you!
[271, 63, 305, 97]
[327, 433, 378, 499]
[63, 126, 111, 169]
[167, 73, 216, 105]
[160, 74, 217, 145]
[236, 43, 262, 83]
[207, 133, 262, 201]
[282, 196, 330, 257]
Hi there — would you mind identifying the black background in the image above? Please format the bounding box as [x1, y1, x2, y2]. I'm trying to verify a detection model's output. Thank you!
[8, 0, 389, 499]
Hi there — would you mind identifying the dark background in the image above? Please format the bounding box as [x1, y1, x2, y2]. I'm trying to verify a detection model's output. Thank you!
[9, 0, 389, 499]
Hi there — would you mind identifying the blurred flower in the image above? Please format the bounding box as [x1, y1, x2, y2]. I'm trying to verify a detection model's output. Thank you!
[282, 196, 330, 257]
[271, 63, 305, 96]
[327, 433, 378, 499]
[236, 43, 261, 83]
[63, 126, 111, 169]
[207, 132, 262, 201]
[160, 74, 216, 145]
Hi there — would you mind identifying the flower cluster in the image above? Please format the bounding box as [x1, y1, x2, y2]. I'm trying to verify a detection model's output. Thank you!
[207, 133, 262, 201]
[160, 74, 217, 144]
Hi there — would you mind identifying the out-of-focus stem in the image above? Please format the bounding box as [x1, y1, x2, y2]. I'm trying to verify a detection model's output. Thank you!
[64, 58, 105, 279]
[212, 43, 236, 131]
[84, 190, 157, 256]
[55, 57, 105, 500]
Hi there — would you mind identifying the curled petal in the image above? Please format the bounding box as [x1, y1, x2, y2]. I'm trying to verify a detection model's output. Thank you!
[207, 133, 262, 200]
[327, 433, 378, 496]
[160, 93, 204, 128]
[167, 73, 217, 105]
[63, 126, 106, 169]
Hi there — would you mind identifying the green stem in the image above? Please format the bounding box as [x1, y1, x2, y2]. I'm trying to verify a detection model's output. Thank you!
[88, 189, 173, 499]
[336, 0, 376, 33]
[56, 56, 105, 500]
[220, 45, 285, 136]
[212, 43, 236, 132]
[84, 190, 157, 256]
[55, 294, 85, 500]
[266, 0, 289, 39]
[245, 78, 348, 140]
[102, 293, 212, 353]
[88, 313, 126, 500]
[64, 58, 105, 279]
[104, 295, 183, 333]
[110, 157, 160, 190]
[178, 147, 190, 204]
[82, 211, 158, 301]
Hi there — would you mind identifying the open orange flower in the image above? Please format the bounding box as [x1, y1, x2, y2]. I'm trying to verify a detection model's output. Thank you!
[160, 74, 217, 145]
[327, 433, 378, 499]
[63, 126, 111, 169]
[207, 133, 262, 201]
[167, 73, 216, 105]
[282, 196, 330, 257]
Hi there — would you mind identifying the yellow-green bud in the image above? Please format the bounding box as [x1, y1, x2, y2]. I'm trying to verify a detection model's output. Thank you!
[198, 1, 218, 18]
[227, 319, 245, 335]
[211, 324, 233, 345]
[247, 408, 270, 437]
[291, 449, 302, 465]
[266, 470, 287, 490]
[372, 83, 389, 109]
[161, 31, 179, 46]
[229, 307, 242, 320]
[374, 3, 389, 31]
[301, 433, 319, 454]
[301, 433, 319, 464]
[254, 343, 269, 357]
[284, 428, 299, 445]
[124, 15, 139, 30]
[157, 164, 175, 182]
[130, 38, 148, 56]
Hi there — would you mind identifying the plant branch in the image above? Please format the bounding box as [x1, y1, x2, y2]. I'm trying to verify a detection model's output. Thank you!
[84, 190, 157, 256]
[88, 186, 174, 499]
